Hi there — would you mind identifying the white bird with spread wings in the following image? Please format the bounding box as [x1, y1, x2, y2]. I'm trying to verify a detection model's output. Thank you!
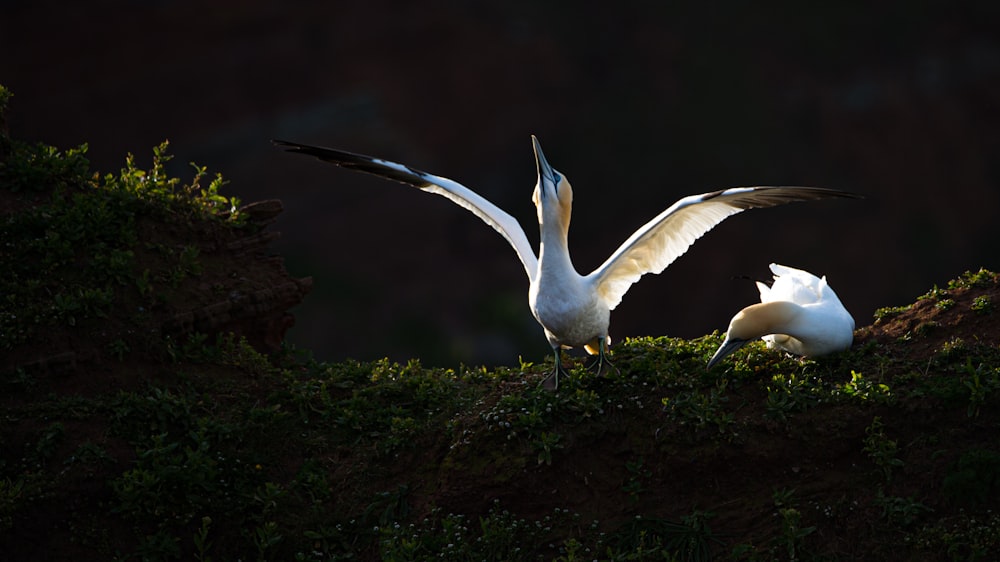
[276, 136, 859, 389]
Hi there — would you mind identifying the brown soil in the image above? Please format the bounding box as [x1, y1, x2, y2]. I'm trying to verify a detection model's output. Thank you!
[857, 277, 1000, 363]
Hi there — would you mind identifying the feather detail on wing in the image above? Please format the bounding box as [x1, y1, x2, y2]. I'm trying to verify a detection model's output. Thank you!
[760, 263, 826, 305]
[274, 140, 539, 280]
[586, 186, 860, 310]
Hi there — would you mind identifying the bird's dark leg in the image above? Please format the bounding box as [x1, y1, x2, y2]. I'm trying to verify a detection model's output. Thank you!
[541, 347, 568, 391]
[587, 338, 620, 377]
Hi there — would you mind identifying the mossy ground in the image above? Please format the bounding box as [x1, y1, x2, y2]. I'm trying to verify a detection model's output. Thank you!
[2, 86, 999, 561]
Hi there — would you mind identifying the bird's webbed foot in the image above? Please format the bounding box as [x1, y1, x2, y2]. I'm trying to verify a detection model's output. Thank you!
[541, 362, 569, 391]
[541, 347, 569, 391]
[586, 338, 620, 377]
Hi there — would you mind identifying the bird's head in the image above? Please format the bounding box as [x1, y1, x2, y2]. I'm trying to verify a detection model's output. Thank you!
[530, 135, 573, 228]
[707, 301, 800, 368]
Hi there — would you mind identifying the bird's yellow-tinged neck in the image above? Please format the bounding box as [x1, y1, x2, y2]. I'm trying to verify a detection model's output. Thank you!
[729, 301, 803, 341]
[531, 136, 574, 266]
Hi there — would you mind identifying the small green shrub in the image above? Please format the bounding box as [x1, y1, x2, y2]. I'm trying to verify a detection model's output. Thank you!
[661, 380, 735, 436]
[873, 305, 911, 322]
[911, 512, 1000, 560]
[935, 298, 956, 311]
[834, 370, 893, 404]
[874, 488, 932, 527]
[0, 137, 243, 351]
[947, 268, 997, 290]
[943, 449, 1000, 507]
[971, 295, 992, 314]
[864, 417, 904, 482]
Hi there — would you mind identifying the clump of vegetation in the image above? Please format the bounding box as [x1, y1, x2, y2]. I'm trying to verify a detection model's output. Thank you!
[943, 448, 1000, 507]
[0, 89, 243, 356]
[863, 416, 904, 482]
[875, 269, 999, 325]
[971, 295, 992, 314]
[873, 304, 911, 322]
[948, 267, 997, 290]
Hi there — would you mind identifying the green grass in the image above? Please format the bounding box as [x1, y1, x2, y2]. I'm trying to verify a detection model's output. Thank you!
[0, 130, 243, 353]
[5, 329, 997, 560]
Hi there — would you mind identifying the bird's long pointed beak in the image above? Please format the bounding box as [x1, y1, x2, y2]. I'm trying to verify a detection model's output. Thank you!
[531, 135, 557, 195]
[707, 337, 751, 369]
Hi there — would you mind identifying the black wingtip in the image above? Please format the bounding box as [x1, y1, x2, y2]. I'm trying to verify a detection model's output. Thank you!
[816, 187, 865, 200]
[758, 186, 866, 204]
[752, 186, 864, 198]
[779, 186, 865, 200]
[272, 139, 309, 152]
[271, 139, 348, 162]
[821, 188, 865, 200]
[271, 139, 436, 188]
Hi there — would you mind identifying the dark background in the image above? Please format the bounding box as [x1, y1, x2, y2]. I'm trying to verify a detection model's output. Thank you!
[3, 1, 998, 367]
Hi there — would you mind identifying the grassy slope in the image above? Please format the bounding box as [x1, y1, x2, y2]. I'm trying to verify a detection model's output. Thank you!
[2, 86, 999, 561]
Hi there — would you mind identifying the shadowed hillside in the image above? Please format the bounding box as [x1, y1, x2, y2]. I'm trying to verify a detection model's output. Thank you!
[2, 94, 999, 560]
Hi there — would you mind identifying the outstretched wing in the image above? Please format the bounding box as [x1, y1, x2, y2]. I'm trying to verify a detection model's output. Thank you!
[586, 186, 861, 310]
[274, 140, 539, 281]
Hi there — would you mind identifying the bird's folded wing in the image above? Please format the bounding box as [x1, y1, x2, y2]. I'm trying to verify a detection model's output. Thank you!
[768, 263, 826, 304]
[274, 140, 539, 280]
[586, 186, 859, 310]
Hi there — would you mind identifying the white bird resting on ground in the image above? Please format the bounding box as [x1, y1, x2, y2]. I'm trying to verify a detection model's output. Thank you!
[274, 137, 860, 389]
[708, 263, 856, 368]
